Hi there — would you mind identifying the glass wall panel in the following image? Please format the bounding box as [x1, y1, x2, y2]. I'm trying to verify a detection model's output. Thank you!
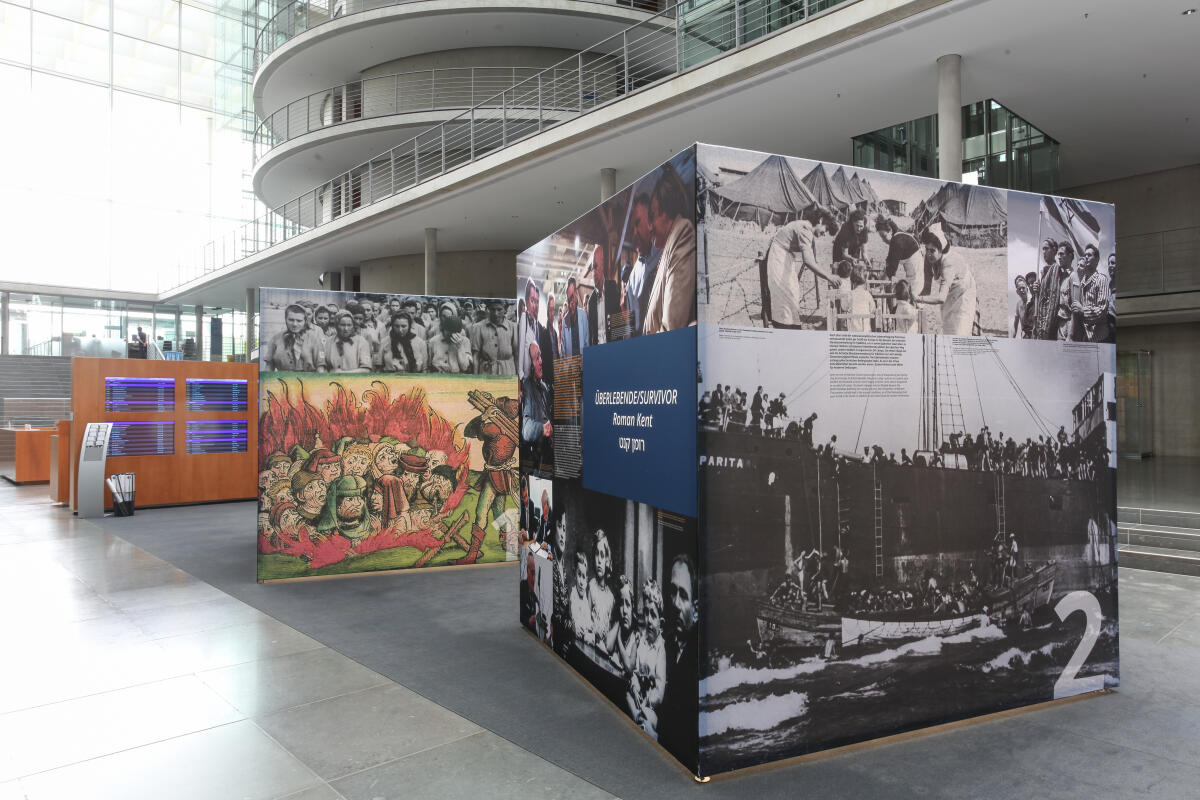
[31, 12, 109, 83]
[113, 0, 179, 48]
[7, 293, 63, 355]
[0, 5, 33, 63]
[32, 0, 109, 26]
[113, 34, 179, 100]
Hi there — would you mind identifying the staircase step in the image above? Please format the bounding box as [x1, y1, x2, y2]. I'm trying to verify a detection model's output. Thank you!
[1118, 506, 1200, 530]
[1118, 543, 1200, 577]
[1119, 526, 1200, 553]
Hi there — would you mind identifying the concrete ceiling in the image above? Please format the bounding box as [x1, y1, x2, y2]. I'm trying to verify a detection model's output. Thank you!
[172, 0, 1200, 307]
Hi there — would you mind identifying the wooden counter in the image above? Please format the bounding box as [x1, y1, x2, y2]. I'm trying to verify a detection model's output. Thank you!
[70, 358, 258, 510]
[0, 427, 54, 484]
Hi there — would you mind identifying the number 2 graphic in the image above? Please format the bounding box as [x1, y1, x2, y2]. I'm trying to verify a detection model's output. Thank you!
[1052, 590, 1106, 699]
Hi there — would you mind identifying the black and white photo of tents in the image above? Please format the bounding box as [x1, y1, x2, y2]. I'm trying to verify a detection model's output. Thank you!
[911, 182, 1008, 248]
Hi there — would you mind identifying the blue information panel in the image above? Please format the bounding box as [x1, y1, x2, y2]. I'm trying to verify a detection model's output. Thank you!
[582, 327, 696, 517]
[104, 377, 174, 412]
[186, 378, 248, 412]
[108, 421, 174, 456]
[185, 420, 249, 454]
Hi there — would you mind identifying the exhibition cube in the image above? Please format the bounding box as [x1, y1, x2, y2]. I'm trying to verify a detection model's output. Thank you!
[516, 143, 1119, 777]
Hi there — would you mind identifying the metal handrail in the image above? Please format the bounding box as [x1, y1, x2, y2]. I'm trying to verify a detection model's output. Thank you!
[166, 0, 847, 294]
[254, 0, 666, 69]
[254, 64, 623, 162]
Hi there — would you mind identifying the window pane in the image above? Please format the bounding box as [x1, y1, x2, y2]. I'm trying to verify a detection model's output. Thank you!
[181, 51, 216, 106]
[113, 33, 178, 99]
[32, 0, 108, 27]
[114, 0, 179, 48]
[181, 4, 217, 56]
[32, 12, 109, 83]
[0, 5, 32, 63]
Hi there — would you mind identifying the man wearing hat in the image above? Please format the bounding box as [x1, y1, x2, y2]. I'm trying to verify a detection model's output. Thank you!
[914, 223, 977, 336]
[316, 474, 373, 544]
[302, 448, 343, 485]
[397, 446, 429, 506]
[457, 395, 520, 565]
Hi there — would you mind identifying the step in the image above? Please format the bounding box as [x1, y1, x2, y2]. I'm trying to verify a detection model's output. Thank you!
[1117, 506, 1200, 531]
[1118, 543, 1200, 577]
[1119, 525, 1200, 553]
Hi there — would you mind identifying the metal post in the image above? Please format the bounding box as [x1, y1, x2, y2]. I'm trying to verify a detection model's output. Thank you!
[675, 10, 683, 71]
[622, 30, 629, 93]
[734, 0, 741, 47]
[194, 306, 204, 361]
[502, 91, 508, 146]
[245, 287, 256, 354]
[577, 53, 584, 111]
[537, 73, 543, 132]
[440, 126, 446, 173]
[413, 139, 419, 182]
[470, 67, 475, 106]
[431, 67, 436, 110]
[469, 106, 475, 160]
[0, 291, 8, 356]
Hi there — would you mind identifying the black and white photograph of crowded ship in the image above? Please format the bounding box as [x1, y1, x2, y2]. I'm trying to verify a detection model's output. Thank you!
[696, 328, 1118, 773]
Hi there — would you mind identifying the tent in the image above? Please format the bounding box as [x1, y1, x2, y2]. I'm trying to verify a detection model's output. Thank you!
[859, 177, 881, 206]
[912, 182, 1007, 248]
[800, 163, 851, 214]
[848, 173, 875, 210]
[708, 154, 816, 227]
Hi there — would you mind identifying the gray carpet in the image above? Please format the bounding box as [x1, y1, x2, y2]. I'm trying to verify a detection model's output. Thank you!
[92, 502, 1200, 799]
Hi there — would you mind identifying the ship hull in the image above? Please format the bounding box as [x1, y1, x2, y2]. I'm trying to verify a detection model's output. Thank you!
[755, 601, 840, 648]
[840, 613, 985, 647]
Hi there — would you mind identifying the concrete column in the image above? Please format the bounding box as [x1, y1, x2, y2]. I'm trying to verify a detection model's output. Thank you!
[194, 306, 204, 361]
[600, 168, 617, 202]
[0, 292, 9, 356]
[424, 228, 438, 295]
[937, 54, 962, 181]
[245, 287, 257, 355]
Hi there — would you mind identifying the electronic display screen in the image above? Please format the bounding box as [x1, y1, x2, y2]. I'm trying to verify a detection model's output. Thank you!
[186, 379, 248, 412]
[108, 421, 175, 456]
[104, 377, 175, 412]
[185, 420, 249, 455]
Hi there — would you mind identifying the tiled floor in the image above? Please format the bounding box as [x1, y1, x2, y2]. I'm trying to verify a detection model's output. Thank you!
[0, 484, 611, 800]
[5, 479, 1200, 799]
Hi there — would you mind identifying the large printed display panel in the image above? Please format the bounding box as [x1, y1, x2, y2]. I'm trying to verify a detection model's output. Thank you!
[696, 326, 1118, 774]
[516, 149, 697, 479]
[518, 478, 700, 774]
[697, 143, 1115, 344]
[515, 148, 701, 773]
[257, 287, 519, 582]
[260, 288, 519, 375]
[256, 373, 519, 579]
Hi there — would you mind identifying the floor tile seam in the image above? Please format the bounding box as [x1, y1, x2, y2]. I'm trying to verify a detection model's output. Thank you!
[252, 678, 418, 721]
[213, 675, 398, 718]
[1154, 613, 1198, 644]
[0, 663, 207, 716]
[4, 717, 253, 782]
[1024, 718, 1200, 770]
[323, 730, 491, 783]
[241, 717, 356, 797]
[272, 782, 349, 800]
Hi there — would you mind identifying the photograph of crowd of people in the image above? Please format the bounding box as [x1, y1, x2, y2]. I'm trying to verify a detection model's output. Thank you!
[1007, 192, 1116, 344]
[694, 327, 1117, 772]
[516, 148, 697, 477]
[697, 144, 1010, 336]
[255, 373, 520, 580]
[517, 476, 700, 772]
[259, 288, 519, 375]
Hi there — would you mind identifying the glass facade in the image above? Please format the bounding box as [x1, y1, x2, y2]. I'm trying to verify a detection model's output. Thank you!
[0, 0, 257, 293]
[852, 99, 1060, 193]
[0, 289, 249, 360]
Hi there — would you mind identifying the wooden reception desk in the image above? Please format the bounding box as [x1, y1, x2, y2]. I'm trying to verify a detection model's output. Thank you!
[70, 358, 258, 510]
[0, 427, 55, 484]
